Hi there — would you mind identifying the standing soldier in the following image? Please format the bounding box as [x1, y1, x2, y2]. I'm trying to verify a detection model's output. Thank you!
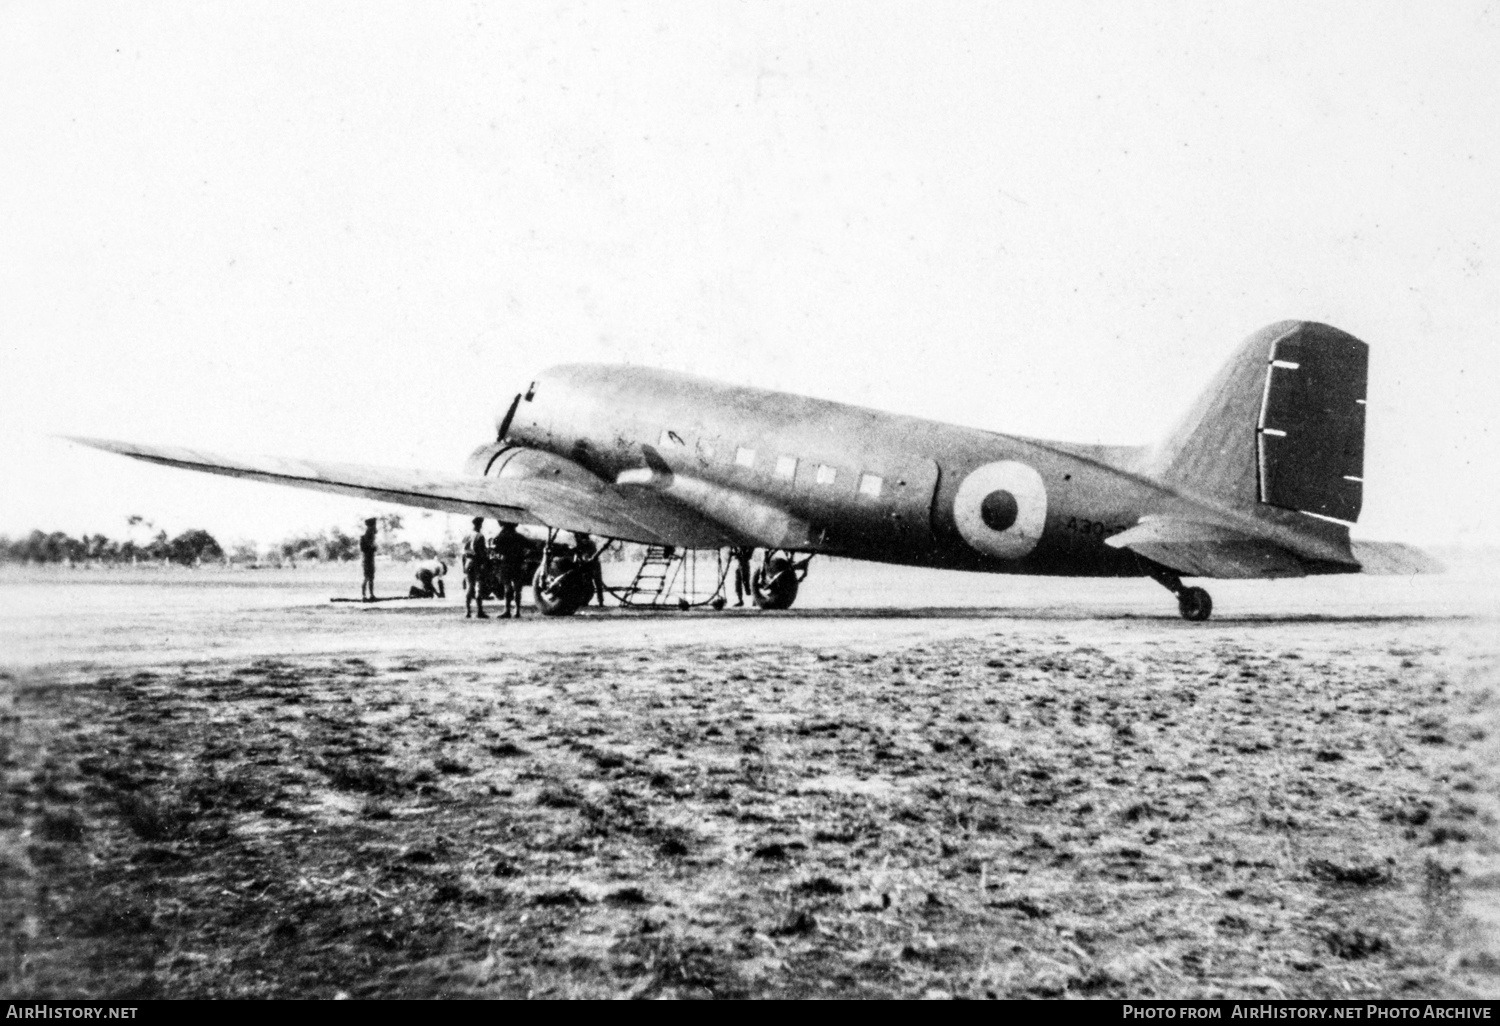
[360, 518, 379, 601]
[731, 546, 754, 606]
[573, 533, 605, 606]
[462, 517, 490, 619]
[492, 522, 528, 618]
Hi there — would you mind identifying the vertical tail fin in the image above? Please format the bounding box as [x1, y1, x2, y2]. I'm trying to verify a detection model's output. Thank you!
[1147, 321, 1368, 523]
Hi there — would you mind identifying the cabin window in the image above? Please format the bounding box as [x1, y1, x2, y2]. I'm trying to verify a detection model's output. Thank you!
[735, 447, 756, 468]
[658, 429, 686, 449]
[697, 438, 717, 460]
[816, 464, 837, 485]
[859, 473, 883, 498]
[774, 455, 798, 480]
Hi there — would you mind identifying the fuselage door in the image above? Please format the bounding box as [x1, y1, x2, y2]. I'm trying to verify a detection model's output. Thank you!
[892, 457, 941, 548]
[840, 456, 940, 555]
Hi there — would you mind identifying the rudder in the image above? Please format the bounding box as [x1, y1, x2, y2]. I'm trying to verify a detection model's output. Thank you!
[1148, 321, 1368, 523]
[1257, 325, 1366, 522]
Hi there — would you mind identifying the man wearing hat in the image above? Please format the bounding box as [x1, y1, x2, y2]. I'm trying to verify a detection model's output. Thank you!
[493, 521, 531, 617]
[359, 517, 379, 601]
[461, 517, 490, 619]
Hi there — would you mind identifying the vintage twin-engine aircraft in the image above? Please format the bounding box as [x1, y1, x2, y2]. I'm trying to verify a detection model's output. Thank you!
[72, 320, 1438, 619]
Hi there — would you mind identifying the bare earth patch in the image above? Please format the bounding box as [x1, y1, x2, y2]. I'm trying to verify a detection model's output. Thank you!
[4, 606, 1499, 998]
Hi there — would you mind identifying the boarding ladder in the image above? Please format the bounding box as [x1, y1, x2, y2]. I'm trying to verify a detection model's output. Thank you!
[620, 546, 676, 606]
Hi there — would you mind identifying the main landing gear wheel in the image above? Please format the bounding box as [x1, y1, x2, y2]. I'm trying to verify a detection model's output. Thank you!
[1177, 586, 1213, 622]
[533, 556, 592, 617]
[752, 556, 800, 610]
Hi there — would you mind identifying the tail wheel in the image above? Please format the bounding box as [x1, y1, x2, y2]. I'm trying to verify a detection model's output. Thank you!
[1177, 586, 1213, 622]
[753, 558, 800, 610]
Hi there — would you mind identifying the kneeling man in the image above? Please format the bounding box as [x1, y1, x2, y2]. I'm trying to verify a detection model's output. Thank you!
[409, 559, 447, 598]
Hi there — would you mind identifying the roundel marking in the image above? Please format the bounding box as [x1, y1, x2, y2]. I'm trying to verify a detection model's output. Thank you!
[954, 461, 1047, 560]
[979, 489, 1019, 532]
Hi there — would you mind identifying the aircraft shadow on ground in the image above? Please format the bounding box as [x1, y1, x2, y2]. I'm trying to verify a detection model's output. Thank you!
[593, 608, 1458, 625]
[343, 602, 1459, 626]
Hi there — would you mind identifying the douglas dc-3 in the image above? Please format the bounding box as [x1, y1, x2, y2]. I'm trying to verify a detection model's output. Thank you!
[72, 321, 1439, 620]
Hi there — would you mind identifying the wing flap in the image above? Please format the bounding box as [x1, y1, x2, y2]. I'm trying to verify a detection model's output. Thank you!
[67, 437, 735, 548]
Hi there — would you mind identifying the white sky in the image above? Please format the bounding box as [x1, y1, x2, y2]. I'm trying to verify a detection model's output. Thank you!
[2, 2, 1496, 549]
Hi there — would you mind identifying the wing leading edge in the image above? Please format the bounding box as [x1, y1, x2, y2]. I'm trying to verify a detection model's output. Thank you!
[65, 437, 736, 549]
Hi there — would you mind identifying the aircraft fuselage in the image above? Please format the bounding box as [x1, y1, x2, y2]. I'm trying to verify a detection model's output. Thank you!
[500, 364, 1176, 578]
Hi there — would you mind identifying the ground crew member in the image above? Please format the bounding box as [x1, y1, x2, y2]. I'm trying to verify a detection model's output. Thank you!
[360, 518, 379, 601]
[409, 558, 447, 598]
[574, 533, 605, 606]
[492, 522, 528, 618]
[462, 518, 490, 619]
[731, 546, 754, 606]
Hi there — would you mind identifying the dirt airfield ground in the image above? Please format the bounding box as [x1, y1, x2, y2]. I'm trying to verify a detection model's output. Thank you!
[3, 554, 1499, 999]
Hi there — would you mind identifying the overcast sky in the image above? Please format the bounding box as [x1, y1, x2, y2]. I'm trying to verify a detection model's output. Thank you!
[2, 2, 1495, 549]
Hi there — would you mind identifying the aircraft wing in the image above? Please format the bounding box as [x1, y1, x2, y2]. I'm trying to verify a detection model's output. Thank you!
[66, 437, 737, 548]
[1106, 515, 1442, 579]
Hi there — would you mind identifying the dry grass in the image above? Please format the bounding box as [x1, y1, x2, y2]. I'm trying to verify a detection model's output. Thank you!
[4, 616, 1499, 998]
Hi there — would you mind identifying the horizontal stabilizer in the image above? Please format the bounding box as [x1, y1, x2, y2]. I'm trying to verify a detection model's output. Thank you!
[1349, 541, 1445, 576]
[1107, 516, 1339, 579]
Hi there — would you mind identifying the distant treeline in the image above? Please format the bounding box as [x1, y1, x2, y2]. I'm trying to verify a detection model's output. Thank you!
[0, 529, 225, 566]
[2, 518, 646, 567]
[0, 523, 455, 567]
[271, 527, 454, 565]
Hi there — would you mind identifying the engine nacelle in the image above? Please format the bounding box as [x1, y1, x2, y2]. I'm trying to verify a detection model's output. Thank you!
[463, 443, 607, 489]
